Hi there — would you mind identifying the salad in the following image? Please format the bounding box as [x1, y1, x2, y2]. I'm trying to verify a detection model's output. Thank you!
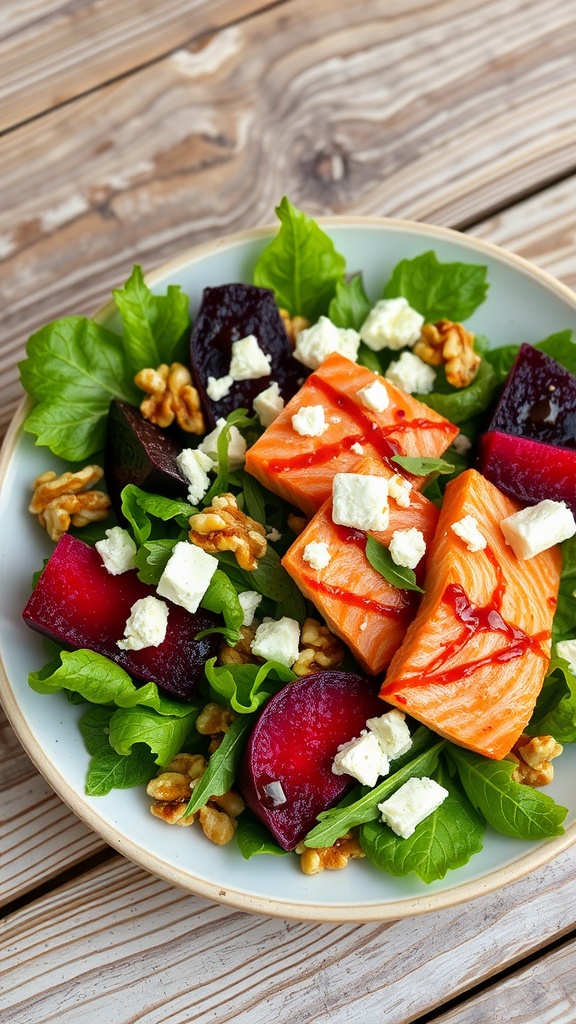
[17, 199, 576, 886]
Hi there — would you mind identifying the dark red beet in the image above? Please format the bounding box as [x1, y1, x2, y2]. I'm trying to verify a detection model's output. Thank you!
[189, 283, 303, 427]
[22, 534, 219, 701]
[487, 344, 576, 448]
[238, 671, 385, 850]
[105, 399, 188, 519]
[479, 430, 576, 516]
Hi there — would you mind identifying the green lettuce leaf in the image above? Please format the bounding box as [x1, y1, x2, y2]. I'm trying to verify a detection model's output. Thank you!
[253, 197, 346, 320]
[121, 484, 194, 547]
[113, 264, 190, 375]
[526, 653, 576, 742]
[204, 657, 296, 714]
[365, 535, 424, 593]
[328, 275, 372, 330]
[236, 811, 290, 859]
[418, 358, 497, 424]
[85, 745, 158, 796]
[383, 250, 488, 321]
[108, 704, 197, 766]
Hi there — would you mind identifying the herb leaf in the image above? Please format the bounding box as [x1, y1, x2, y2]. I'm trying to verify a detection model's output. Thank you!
[391, 455, 455, 477]
[365, 535, 424, 593]
[328, 274, 372, 330]
[184, 714, 255, 816]
[383, 251, 488, 322]
[253, 197, 346, 320]
[113, 265, 190, 375]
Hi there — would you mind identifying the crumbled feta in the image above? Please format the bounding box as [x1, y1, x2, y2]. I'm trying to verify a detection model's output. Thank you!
[332, 731, 390, 787]
[117, 595, 169, 651]
[238, 590, 262, 627]
[266, 527, 282, 542]
[385, 351, 436, 395]
[229, 334, 271, 380]
[250, 616, 301, 668]
[451, 514, 487, 552]
[359, 297, 424, 351]
[388, 473, 412, 508]
[451, 433, 472, 456]
[198, 417, 247, 471]
[332, 473, 389, 532]
[262, 780, 287, 806]
[389, 527, 426, 569]
[96, 526, 137, 576]
[157, 541, 218, 613]
[253, 381, 284, 427]
[206, 374, 233, 401]
[367, 709, 413, 759]
[556, 639, 576, 675]
[302, 540, 332, 570]
[176, 447, 214, 505]
[291, 404, 328, 437]
[501, 500, 576, 560]
[356, 379, 390, 413]
[293, 316, 361, 369]
[350, 442, 364, 455]
[378, 776, 449, 839]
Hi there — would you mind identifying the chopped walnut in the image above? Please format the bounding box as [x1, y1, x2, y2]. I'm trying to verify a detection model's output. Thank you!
[146, 751, 244, 842]
[29, 466, 111, 542]
[135, 362, 206, 434]
[188, 492, 267, 570]
[296, 832, 365, 875]
[196, 702, 236, 736]
[279, 308, 310, 346]
[505, 733, 563, 787]
[413, 320, 480, 388]
[292, 617, 346, 677]
[218, 625, 259, 666]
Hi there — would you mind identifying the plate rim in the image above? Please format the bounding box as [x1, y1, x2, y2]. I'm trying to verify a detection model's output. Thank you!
[2, 215, 576, 921]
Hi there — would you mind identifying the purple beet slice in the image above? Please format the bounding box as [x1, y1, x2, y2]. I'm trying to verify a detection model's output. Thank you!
[22, 533, 220, 701]
[105, 399, 188, 518]
[479, 430, 576, 516]
[237, 670, 385, 850]
[189, 283, 303, 427]
[487, 344, 576, 448]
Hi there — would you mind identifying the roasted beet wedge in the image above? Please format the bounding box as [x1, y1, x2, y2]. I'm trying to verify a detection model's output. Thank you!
[487, 344, 576, 448]
[22, 534, 219, 701]
[479, 430, 576, 515]
[105, 399, 188, 518]
[238, 670, 385, 850]
[189, 283, 302, 426]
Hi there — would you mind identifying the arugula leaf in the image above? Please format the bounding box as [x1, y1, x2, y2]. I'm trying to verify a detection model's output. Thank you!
[383, 250, 488, 322]
[253, 197, 346, 320]
[108, 704, 198, 766]
[236, 811, 290, 859]
[359, 760, 484, 883]
[447, 745, 567, 839]
[134, 538, 178, 585]
[204, 657, 296, 714]
[184, 714, 255, 816]
[365, 535, 424, 593]
[85, 745, 157, 796]
[242, 472, 267, 527]
[328, 275, 372, 330]
[418, 358, 497, 424]
[304, 730, 442, 847]
[121, 484, 194, 547]
[391, 455, 455, 477]
[526, 653, 576, 742]
[113, 265, 190, 375]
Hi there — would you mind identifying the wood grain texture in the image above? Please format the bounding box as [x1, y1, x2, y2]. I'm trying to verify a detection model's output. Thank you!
[1, 0, 575, 440]
[1, 849, 575, 1024]
[0, 0, 276, 131]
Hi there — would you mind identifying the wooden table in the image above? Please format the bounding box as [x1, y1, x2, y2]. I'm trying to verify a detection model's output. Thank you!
[1, 1, 576, 1020]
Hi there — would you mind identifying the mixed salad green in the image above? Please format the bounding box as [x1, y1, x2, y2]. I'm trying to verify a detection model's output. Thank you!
[19, 198, 576, 883]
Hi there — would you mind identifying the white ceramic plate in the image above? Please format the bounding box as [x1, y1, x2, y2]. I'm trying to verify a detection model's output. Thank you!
[1, 218, 576, 921]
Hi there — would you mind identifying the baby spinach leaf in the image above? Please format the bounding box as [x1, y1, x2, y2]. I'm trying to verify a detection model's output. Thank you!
[217, 547, 307, 624]
[391, 455, 455, 477]
[328, 274, 372, 330]
[483, 343, 519, 385]
[447, 745, 567, 839]
[79, 705, 115, 755]
[253, 197, 346, 321]
[383, 251, 488, 322]
[537, 329, 576, 374]
[121, 484, 194, 546]
[134, 538, 178, 585]
[526, 653, 576, 742]
[235, 811, 290, 859]
[85, 745, 157, 796]
[204, 657, 296, 714]
[108, 704, 198, 766]
[113, 264, 190, 375]
[200, 570, 244, 631]
[365, 535, 424, 593]
[184, 714, 255, 816]
[418, 358, 497, 424]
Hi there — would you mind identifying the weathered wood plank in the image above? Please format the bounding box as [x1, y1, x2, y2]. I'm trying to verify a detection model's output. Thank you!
[0, 849, 575, 1024]
[0, 0, 276, 131]
[1, 0, 575, 441]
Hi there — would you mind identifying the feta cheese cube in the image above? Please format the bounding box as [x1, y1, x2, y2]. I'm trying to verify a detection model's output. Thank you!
[367, 709, 412, 759]
[451, 433, 472, 456]
[250, 616, 301, 667]
[350, 442, 364, 455]
[388, 473, 412, 508]
[556, 639, 576, 675]
[332, 731, 390, 787]
[378, 776, 449, 838]
[389, 527, 426, 569]
[238, 590, 262, 627]
[117, 595, 169, 651]
[359, 297, 424, 351]
[293, 316, 361, 369]
[157, 541, 218, 613]
[253, 381, 285, 427]
[385, 351, 436, 394]
[199, 417, 247, 471]
[291, 404, 328, 437]
[96, 526, 137, 576]
[266, 527, 282, 542]
[500, 499, 576, 560]
[302, 540, 332, 570]
[451, 514, 487, 552]
[206, 375, 233, 401]
[229, 334, 271, 380]
[332, 473, 390, 532]
[176, 447, 214, 505]
[356, 379, 390, 413]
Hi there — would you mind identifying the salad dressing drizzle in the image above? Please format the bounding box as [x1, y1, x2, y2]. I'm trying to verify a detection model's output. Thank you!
[299, 574, 410, 618]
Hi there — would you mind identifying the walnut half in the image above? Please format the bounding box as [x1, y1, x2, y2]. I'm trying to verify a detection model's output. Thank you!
[413, 320, 480, 388]
[188, 493, 267, 571]
[295, 832, 365, 875]
[135, 362, 206, 434]
[506, 734, 563, 787]
[30, 466, 111, 542]
[147, 751, 244, 842]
